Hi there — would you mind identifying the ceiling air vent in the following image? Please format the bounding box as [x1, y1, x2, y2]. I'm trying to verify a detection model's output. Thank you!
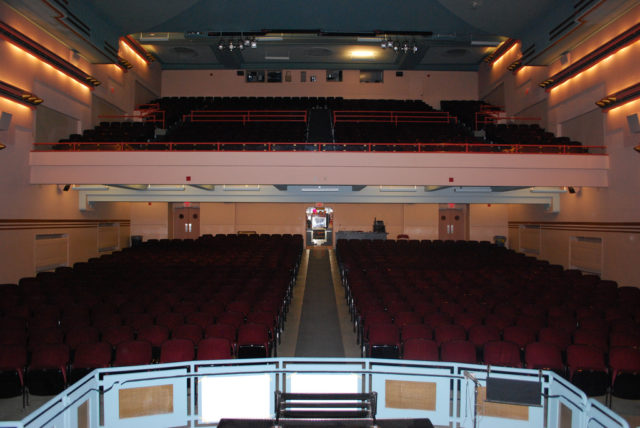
[140, 32, 170, 42]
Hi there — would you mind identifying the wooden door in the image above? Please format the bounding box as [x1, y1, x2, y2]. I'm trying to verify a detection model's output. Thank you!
[438, 209, 465, 241]
[173, 207, 200, 239]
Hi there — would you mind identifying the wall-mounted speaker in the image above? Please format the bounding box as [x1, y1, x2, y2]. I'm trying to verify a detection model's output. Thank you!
[0, 112, 12, 131]
[560, 52, 570, 66]
[626, 113, 640, 134]
[396, 71, 404, 77]
[236, 70, 244, 76]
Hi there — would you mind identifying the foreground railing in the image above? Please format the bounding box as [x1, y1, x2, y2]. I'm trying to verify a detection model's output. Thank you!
[33, 141, 607, 155]
[0, 358, 628, 428]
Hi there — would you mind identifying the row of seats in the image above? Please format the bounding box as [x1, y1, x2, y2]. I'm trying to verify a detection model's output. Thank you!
[0, 234, 302, 399]
[55, 121, 156, 149]
[333, 122, 480, 146]
[440, 100, 499, 130]
[337, 239, 640, 399]
[164, 122, 308, 145]
[0, 337, 234, 398]
[485, 123, 586, 152]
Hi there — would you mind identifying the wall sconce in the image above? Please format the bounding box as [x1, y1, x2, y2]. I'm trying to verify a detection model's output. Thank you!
[634, 144, 640, 153]
[507, 59, 523, 72]
[0, 80, 43, 107]
[0, 142, 6, 150]
[117, 56, 133, 70]
[483, 38, 517, 64]
[595, 82, 640, 111]
[0, 20, 100, 88]
[539, 22, 640, 91]
[122, 36, 155, 63]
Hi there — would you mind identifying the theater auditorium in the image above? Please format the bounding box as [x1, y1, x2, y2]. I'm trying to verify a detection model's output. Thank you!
[0, 0, 639, 427]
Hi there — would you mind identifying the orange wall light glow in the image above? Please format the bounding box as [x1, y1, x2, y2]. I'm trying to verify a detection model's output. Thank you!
[120, 39, 148, 67]
[492, 43, 519, 68]
[6, 42, 91, 91]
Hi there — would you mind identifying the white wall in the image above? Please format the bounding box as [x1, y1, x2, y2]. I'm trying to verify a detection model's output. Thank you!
[162, 69, 478, 109]
[479, 5, 640, 287]
[0, 3, 161, 283]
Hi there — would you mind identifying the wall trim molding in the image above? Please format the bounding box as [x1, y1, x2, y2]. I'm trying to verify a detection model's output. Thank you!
[0, 219, 130, 231]
[508, 221, 640, 234]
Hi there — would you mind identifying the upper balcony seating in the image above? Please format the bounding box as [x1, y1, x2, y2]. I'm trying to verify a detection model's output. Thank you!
[441, 100, 588, 152]
[46, 97, 589, 154]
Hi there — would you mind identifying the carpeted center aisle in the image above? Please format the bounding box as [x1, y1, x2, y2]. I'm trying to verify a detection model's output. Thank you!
[295, 248, 344, 357]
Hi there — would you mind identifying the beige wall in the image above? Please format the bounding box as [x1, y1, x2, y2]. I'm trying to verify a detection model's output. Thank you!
[130, 202, 505, 243]
[130, 202, 169, 240]
[480, 5, 640, 287]
[469, 204, 509, 243]
[162, 69, 478, 109]
[0, 3, 161, 283]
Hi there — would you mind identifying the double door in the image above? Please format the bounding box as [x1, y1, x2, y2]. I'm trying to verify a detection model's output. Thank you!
[438, 208, 465, 241]
[172, 207, 200, 239]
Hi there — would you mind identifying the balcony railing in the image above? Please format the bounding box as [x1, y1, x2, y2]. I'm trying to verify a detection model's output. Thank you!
[33, 141, 607, 155]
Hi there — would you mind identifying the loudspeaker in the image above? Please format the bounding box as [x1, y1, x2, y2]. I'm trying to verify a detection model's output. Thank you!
[0, 112, 12, 131]
[626, 113, 640, 134]
[560, 52, 570, 66]
[236, 70, 244, 76]
[63, 184, 71, 192]
[396, 71, 404, 77]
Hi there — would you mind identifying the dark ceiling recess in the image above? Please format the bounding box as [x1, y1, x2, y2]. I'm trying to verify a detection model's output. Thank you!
[4, 0, 632, 71]
[173, 47, 199, 57]
[443, 49, 468, 57]
[304, 48, 333, 57]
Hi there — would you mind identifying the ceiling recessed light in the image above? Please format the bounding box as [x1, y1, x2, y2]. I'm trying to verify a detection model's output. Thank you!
[350, 50, 375, 59]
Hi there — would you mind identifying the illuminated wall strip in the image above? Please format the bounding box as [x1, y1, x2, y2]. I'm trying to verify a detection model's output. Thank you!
[596, 82, 640, 111]
[0, 79, 43, 107]
[117, 56, 132, 70]
[0, 21, 100, 89]
[122, 36, 154, 63]
[483, 38, 517, 64]
[507, 58, 523, 72]
[539, 22, 640, 90]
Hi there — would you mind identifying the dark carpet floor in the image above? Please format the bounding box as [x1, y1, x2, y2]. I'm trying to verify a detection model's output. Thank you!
[295, 248, 344, 357]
